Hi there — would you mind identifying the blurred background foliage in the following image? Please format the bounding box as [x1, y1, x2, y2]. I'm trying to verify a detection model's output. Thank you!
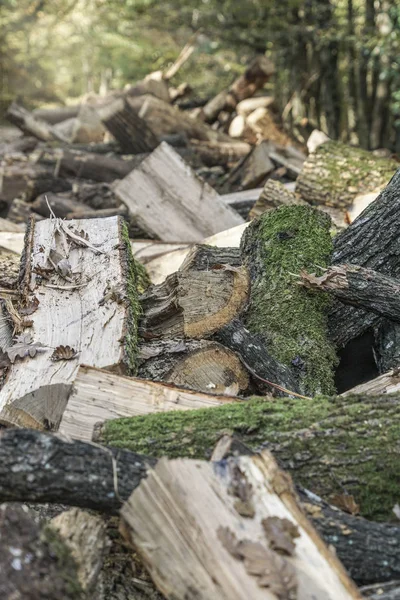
[1, 0, 400, 150]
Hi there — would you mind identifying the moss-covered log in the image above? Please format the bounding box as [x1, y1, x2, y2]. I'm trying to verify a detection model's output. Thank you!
[241, 205, 338, 395]
[296, 141, 397, 208]
[97, 393, 400, 522]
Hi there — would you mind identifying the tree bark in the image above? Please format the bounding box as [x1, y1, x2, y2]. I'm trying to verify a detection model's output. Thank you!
[296, 141, 397, 208]
[189, 139, 251, 167]
[329, 169, 400, 348]
[301, 264, 400, 323]
[97, 392, 400, 522]
[241, 205, 338, 395]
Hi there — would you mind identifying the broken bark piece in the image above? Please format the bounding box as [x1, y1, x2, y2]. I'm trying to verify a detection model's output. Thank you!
[115, 142, 243, 242]
[241, 205, 338, 396]
[121, 451, 360, 600]
[58, 364, 238, 441]
[98, 393, 400, 522]
[99, 97, 160, 154]
[202, 55, 275, 123]
[140, 267, 249, 339]
[296, 140, 397, 208]
[138, 338, 249, 395]
[301, 264, 400, 323]
[6, 101, 69, 142]
[0, 504, 83, 600]
[329, 169, 400, 348]
[0, 216, 140, 429]
[189, 139, 251, 167]
[222, 140, 275, 191]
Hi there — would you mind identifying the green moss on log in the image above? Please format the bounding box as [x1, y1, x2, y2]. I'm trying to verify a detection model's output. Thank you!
[241, 205, 338, 395]
[98, 393, 400, 522]
[41, 525, 83, 598]
[296, 141, 397, 208]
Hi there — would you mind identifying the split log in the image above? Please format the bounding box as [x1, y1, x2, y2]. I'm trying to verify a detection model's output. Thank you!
[202, 55, 275, 123]
[329, 169, 400, 348]
[140, 267, 248, 339]
[249, 179, 307, 219]
[115, 142, 243, 241]
[70, 181, 120, 210]
[138, 338, 249, 395]
[33, 104, 81, 124]
[301, 264, 400, 323]
[0, 231, 25, 253]
[121, 451, 360, 599]
[189, 139, 251, 167]
[31, 191, 95, 219]
[0, 160, 71, 204]
[126, 70, 171, 103]
[144, 223, 249, 284]
[99, 98, 159, 154]
[0, 504, 84, 600]
[222, 140, 275, 191]
[179, 244, 241, 271]
[241, 205, 338, 395]
[71, 103, 106, 143]
[58, 364, 238, 441]
[128, 94, 229, 142]
[36, 147, 145, 183]
[6, 102, 69, 142]
[341, 367, 400, 396]
[0, 429, 398, 586]
[236, 95, 275, 115]
[296, 140, 397, 208]
[98, 392, 400, 521]
[0, 216, 141, 429]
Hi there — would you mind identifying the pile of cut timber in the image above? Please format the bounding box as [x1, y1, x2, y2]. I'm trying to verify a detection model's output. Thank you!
[1, 52, 400, 600]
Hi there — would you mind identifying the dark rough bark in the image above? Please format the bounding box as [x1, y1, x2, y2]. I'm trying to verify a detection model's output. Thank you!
[179, 245, 241, 272]
[0, 429, 154, 514]
[214, 319, 300, 395]
[296, 140, 397, 208]
[0, 504, 82, 600]
[301, 264, 400, 323]
[374, 321, 400, 373]
[101, 99, 160, 154]
[98, 393, 400, 522]
[299, 488, 400, 586]
[0, 252, 20, 289]
[31, 191, 95, 219]
[241, 205, 337, 395]
[329, 169, 400, 348]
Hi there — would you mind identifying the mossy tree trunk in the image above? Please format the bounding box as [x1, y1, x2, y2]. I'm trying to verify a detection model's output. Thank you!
[97, 393, 400, 522]
[240, 205, 338, 396]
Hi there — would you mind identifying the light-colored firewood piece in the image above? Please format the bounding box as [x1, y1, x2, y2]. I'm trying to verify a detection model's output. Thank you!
[0, 218, 25, 233]
[341, 368, 400, 396]
[115, 142, 243, 242]
[121, 451, 361, 600]
[144, 222, 249, 284]
[0, 231, 25, 254]
[0, 216, 138, 430]
[58, 365, 238, 441]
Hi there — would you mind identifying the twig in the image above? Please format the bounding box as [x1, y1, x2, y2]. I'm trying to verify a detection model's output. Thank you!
[239, 356, 312, 400]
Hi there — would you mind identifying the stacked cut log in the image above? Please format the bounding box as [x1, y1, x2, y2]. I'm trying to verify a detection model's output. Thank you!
[2, 51, 400, 600]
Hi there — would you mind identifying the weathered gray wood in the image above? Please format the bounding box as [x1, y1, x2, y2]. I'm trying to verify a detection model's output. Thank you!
[6, 102, 69, 142]
[115, 142, 244, 241]
[0, 215, 139, 429]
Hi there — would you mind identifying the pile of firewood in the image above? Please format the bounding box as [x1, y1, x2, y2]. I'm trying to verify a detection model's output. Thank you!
[1, 54, 400, 600]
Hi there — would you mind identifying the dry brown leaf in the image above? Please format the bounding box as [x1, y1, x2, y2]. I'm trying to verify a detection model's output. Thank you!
[331, 494, 360, 516]
[229, 465, 255, 518]
[19, 296, 40, 316]
[51, 345, 78, 362]
[6, 333, 46, 363]
[262, 516, 300, 556]
[217, 527, 242, 559]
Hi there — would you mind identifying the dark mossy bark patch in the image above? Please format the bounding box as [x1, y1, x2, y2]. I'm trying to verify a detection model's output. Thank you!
[241, 205, 338, 395]
[99, 393, 400, 522]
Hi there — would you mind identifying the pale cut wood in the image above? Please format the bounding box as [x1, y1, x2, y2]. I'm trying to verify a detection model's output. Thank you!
[6, 102, 69, 143]
[0, 218, 25, 233]
[341, 369, 400, 396]
[121, 451, 361, 600]
[144, 222, 249, 284]
[0, 216, 138, 430]
[236, 96, 275, 116]
[0, 231, 25, 254]
[115, 142, 244, 242]
[58, 365, 237, 441]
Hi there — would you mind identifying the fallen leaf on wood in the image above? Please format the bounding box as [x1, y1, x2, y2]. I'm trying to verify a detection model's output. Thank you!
[19, 296, 40, 316]
[51, 345, 78, 361]
[262, 516, 300, 556]
[6, 333, 46, 363]
[331, 494, 360, 516]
